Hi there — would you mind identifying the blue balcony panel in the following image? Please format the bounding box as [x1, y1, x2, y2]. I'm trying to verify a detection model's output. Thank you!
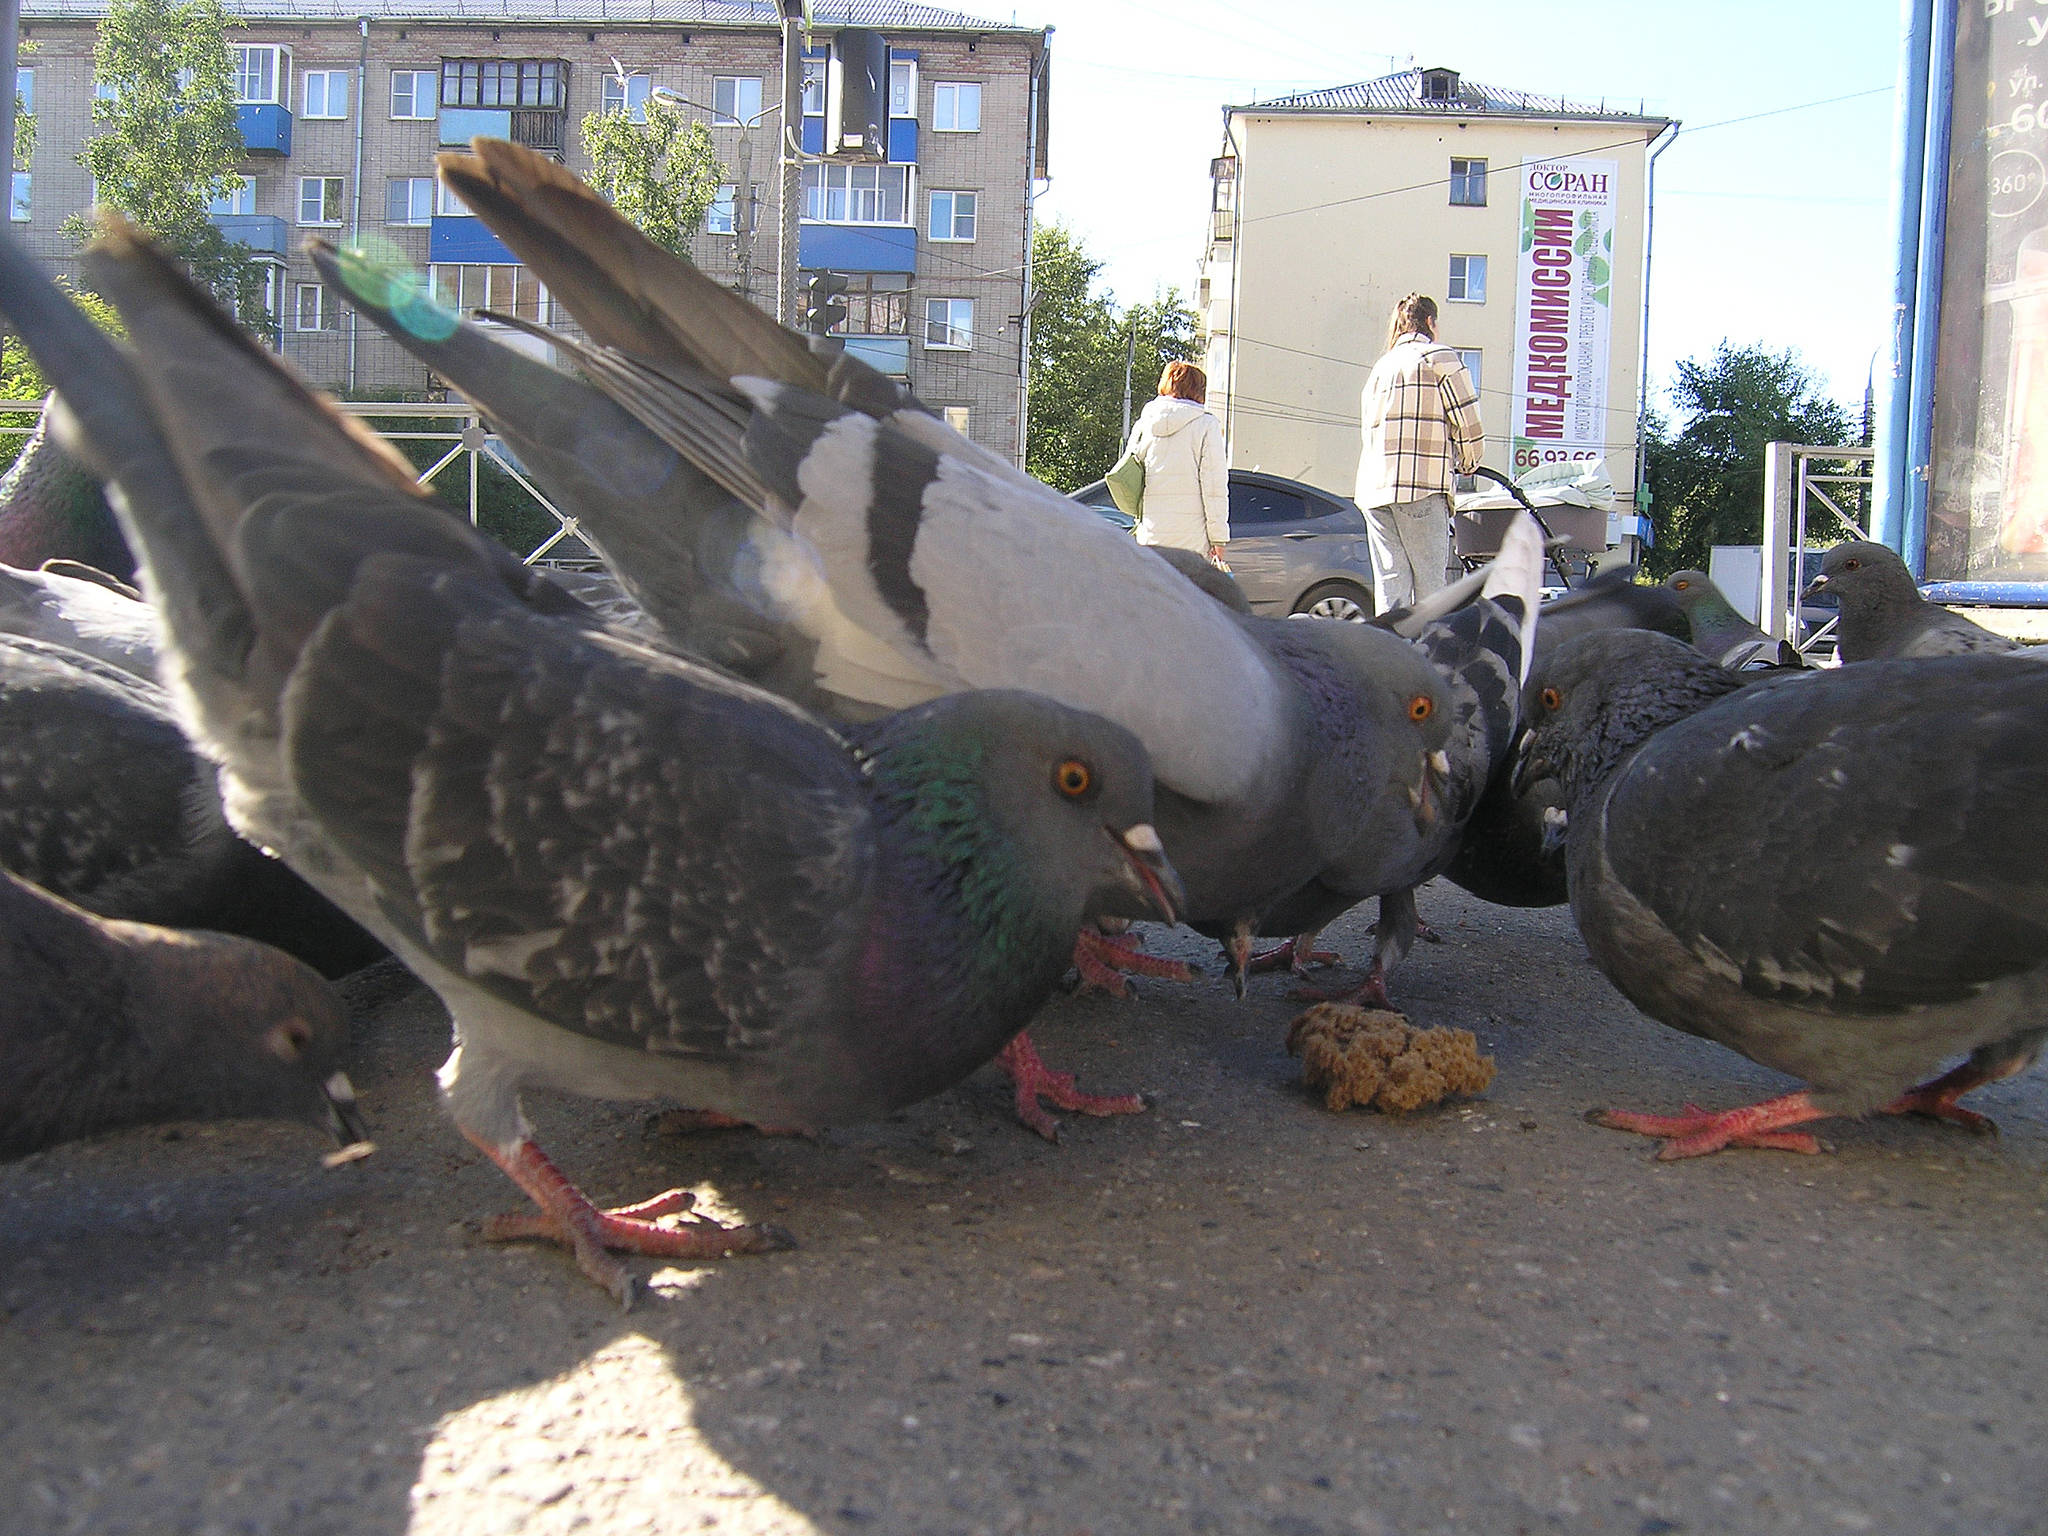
[799, 221, 916, 274]
[440, 108, 511, 148]
[802, 115, 824, 155]
[429, 216, 518, 265]
[208, 212, 289, 257]
[843, 335, 910, 377]
[888, 116, 917, 165]
[236, 102, 293, 156]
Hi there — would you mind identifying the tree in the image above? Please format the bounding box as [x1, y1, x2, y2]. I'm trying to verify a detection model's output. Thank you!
[580, 92, 725, 258]
[1642, 342, 1854, 578]
[1025, 222, 1200, 492]
[67, 0, 270, 335]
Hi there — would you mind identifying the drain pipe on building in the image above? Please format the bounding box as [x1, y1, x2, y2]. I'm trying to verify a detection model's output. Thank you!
[1634, 116, 1678, 521]
[346, 14, 368, 392]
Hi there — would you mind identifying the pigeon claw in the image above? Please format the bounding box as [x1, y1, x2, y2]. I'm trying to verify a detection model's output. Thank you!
[1879, 1056, 2022, 1137]
[1243, 936, 1344, 977]
[1071, 924, 1195, 998]
[1290, 960, 1396, 1010]
[995, 1031, 1147, 1143]
[1588, 1091, 1832, 1160]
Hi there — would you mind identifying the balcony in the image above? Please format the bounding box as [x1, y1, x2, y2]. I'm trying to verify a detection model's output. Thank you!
[799, 222, 916, 274]
[208, 212, 288, 258]
[236, 102, 292, 156]
[428, 216, 517, 265]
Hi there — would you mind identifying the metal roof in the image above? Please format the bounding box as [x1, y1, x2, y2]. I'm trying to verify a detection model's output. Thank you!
[22, 0, 1038, 30]
[1239, 66, 1665, 124]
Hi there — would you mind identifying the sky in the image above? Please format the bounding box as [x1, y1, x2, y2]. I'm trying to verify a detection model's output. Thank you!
[1011, 0, 1899, 416]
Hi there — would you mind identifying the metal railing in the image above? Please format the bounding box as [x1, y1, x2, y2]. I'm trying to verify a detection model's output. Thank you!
[1759, 441, 1875, 656]
[1, 396, 589, 568]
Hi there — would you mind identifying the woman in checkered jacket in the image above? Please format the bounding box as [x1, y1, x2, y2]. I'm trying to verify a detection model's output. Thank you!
[1355, 294, 1485, 612]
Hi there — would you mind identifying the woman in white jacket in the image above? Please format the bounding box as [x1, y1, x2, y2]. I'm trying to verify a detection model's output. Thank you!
[1124, 362, 1230, 564]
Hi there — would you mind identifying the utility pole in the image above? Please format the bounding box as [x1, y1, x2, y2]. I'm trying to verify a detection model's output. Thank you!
[0, 0, 18, 235]
[776, 0, 807, 327]
[1121, 323, 1136, 439]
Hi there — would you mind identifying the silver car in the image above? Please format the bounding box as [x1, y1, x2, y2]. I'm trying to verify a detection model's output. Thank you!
[1071, 469, 1380, 621]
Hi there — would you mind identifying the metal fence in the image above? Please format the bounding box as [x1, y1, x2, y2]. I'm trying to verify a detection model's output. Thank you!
[1759, 441, 1876, 657]
[1, 395, 588, 568]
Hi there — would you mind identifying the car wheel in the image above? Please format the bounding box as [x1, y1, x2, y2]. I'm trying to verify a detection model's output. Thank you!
[1289, 581, 1372, 623]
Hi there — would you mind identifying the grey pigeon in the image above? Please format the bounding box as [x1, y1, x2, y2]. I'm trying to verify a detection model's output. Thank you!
[0, 556, 160, 678]
[0, 630, 384, 978]
[0, 867, 369, 1159]
[0, 220, 1184, 1301]
[0, 407, 133, 580]
[1804, 540, 2035, 662]
[1663, 569, 1803, 669]
[310, 150, 1478, 1047]
[1520, 629, 2048, 1158]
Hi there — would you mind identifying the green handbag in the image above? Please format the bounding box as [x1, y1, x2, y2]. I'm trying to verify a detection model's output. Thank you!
[1105, 449, 1146, 519]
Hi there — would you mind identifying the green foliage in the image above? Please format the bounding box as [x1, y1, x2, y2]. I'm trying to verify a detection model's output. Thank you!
[1025, 222, 1201, 492]
[1642, 342, 1855, 579]
[67, 0, 272, 337]
[0, 281, 125, 471]
[16, 36, 37, 169]
[579, 94, 725, 258]
[344, 393, 566, 558]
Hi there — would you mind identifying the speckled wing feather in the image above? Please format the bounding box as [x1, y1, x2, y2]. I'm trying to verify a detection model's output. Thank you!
[272, 533, 874, 1061]
[1598, 658, 2048, 1012]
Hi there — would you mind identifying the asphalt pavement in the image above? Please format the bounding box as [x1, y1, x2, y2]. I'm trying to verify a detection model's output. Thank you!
[4, 882, 2045, 1536]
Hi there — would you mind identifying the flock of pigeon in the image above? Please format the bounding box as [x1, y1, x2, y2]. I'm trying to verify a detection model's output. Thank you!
[0, 139, 2042, 1305]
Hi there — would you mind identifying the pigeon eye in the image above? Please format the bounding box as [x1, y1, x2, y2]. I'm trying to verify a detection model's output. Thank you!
[1054, 759, 1093, 798]
[1674, 579, 1690, 590]
[1843, 559, 1861, 571]
[1539, 687, 1562, 712]
[1407, 695, 1433, 723]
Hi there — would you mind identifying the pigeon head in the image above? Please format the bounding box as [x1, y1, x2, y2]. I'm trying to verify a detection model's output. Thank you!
[1517, 630, 1749, 812]
[854, 688, 1184, 932]
[1664, 570, 1740, 623]
[1803, 540, 1919, 616]
[132, 926, 371, 1151]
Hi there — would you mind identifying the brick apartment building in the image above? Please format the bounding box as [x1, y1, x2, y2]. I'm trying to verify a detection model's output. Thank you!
[15, 0, 1051, 461]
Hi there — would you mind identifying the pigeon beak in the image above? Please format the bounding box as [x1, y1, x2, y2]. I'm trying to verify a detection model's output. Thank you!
[1512, 736, 1553, 797]
[1408, 749, 1449, 829]
[1539, 804, 1569, 856]
[1113, 823, 1186, 926]
[318, 1070, 376, 1166]
[1800, 573, 1829, 599]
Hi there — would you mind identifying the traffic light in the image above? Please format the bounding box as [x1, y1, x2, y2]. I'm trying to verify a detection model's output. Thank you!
[800, 270, 849, 334]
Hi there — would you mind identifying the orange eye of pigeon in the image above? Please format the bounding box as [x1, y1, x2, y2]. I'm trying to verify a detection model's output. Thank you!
[1540, 687, 1562, 712]
[1054, 760, 1093, 798]
[1408, 695, 1434, 723]
[1674, 579, 1690, 590]
[1843, 559, 1861, 571]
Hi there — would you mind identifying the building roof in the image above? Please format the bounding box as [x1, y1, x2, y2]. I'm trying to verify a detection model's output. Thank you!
[1236, 65, 1667, 125]
[22, 0, 1038, 30]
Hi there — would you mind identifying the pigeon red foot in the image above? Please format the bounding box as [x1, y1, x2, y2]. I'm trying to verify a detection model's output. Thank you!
[1879, 1050, 2035, 1136]
[1244, 936, 1343, 977]
[1290, 959, 1397, 1010]
[1071, 922, 1194, 998]
[1589, 1091, 1831, 1159]
[469, 1132, 794, 1306]
[995, 1031, 1146, 1142]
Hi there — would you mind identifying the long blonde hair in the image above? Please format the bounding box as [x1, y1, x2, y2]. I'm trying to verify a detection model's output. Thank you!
[1386, 293, 1438, 351]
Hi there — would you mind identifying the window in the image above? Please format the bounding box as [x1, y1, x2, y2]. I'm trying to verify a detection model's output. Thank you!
[706, 183, 738, 236]
[1449, 157, 1487, 206]
[802, 162, 910, 223]
[1228, 481, 1312, 527]
[713, 76, 763, 127]
[929, 189, 976, 241]
[1455, 348, 1483, 395]
[9, 172, 27, 223]
[94, 79, 119, 105]
[942, 405, 969, 435]
[1210, 155, 1237, 241]
[302, 69, 349, 119]
[390, 68, 434, 119]
[233, 45, 287, 105]
[208, 176, 255, 216]
[932, 81, 981, 132]
[298, 175, 345, 226]
[602, 71, 652, 122]
[835, 272, 909, 334]
[429, 263, 549, 325]
[889, 58, 917, 117]
[440, 60, 565, 110]
[1448, 253, 1487, 303]
[924, 298, 972, 350]
[14, 66, 30, 121]
[436, 179, 472, 217]
[801, 57, 825, 117]
[294, 283, 329, 332]
[386, 176, 434, 225]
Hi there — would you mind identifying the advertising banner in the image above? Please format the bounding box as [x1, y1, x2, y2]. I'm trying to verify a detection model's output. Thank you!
[1511, 155, 1618, 475]
[1927, 1, 2048, 580]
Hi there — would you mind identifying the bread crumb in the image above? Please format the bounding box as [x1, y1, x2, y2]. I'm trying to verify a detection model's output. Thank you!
[1285, 1004, 1495, 1113]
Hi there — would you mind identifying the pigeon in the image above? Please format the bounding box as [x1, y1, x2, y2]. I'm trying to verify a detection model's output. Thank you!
[309, 158, 1473, 1060]
[0, 556, 161, 679]
[1519, 628, 2048, 1158]
[0, 866, 369, 1160]
[1662, 569, 1803, 669]
[0, 219, 1185, 1301]
[0, 407, 133, 580]
[0, 630, 385, 978]
[1804, 540, 2035, 662]
[1533, 567, 1690, 662]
